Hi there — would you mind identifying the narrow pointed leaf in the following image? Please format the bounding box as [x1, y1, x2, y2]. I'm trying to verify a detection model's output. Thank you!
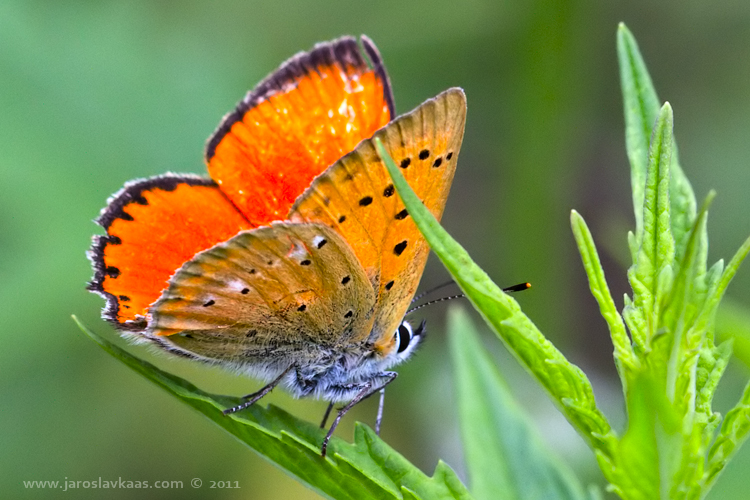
[664, 193, 714, 404]
[617, 23, 696, 261]
[695, 341, 733, 420]
[665, 192, 714, 340]
[633, 102, 675, 308]
[570, 210, 636, 374]
[617, 22, 660, 239]
[378, 138, 617, 463]
[627, 102, 675, 359]
[705, 378, 750, 490]
[74, 317, 474, 500]
[449, 307, 587, 500]
[697, 235, 750, 333]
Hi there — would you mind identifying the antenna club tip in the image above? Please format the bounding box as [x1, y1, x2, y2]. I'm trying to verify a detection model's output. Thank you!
[503, 282, 531, 293]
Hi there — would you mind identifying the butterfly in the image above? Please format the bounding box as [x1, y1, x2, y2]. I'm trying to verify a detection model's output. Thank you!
[88, 35, 466, 456]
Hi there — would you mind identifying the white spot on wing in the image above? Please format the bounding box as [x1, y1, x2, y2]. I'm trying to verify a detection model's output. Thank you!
[287, 242, 309, 260]
[228, 279, 249, 291]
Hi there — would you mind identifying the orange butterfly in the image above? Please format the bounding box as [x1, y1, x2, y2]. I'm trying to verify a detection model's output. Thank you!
[88, 36, 466, 455]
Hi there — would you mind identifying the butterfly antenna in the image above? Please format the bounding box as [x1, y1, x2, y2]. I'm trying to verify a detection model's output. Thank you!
[410, 280, 456, 304]
[406, 294, 465, 316]
[405, 282, 531, 316]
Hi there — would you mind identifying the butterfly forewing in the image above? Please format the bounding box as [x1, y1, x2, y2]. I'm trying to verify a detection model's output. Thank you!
[206, 36, 393, 226]
[289, 88, 467, 352]
[148, 223, 376, 362]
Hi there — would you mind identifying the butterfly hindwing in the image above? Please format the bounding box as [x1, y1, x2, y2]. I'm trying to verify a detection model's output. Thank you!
[87, 174, 251, 329]
[148, 222, 376, 362]
[289, 88, 467, 352]
[206, 36, 394, 226]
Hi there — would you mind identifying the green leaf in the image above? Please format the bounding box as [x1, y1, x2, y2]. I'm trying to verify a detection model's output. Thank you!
[617, 23, 696, 262]
[611, 373, 683, 500]
[448, 306, 587, 500]
[671, 340, 732, 498]
[663, 192, 714, 338]
[704, 378, 750, 490]
[696, 235, 750, 336]
[628, 102, 675, 348]
[570, 209, 637, 377]
[644, 99, 675, 259]
[377, 138, 617, 463]
[695, 341, 732, 421]
[74, 316, 473, 500]
[663, 193, 714, 405]
[617, 23, 659, 239]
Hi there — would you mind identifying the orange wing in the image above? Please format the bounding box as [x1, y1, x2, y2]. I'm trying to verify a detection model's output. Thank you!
[289, 89, 467, 354]
[88, 175, 251, 329]
[205, 35, 394, 226]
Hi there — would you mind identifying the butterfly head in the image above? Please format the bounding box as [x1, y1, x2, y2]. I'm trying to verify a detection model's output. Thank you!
[376, 318, 426, 369]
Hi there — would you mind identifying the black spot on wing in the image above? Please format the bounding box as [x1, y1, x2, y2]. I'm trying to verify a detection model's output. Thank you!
[87, 176, 217, 330]
[394, 241, 407, 256]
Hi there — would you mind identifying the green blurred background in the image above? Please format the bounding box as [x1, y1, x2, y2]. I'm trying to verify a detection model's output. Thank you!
[3, 1, 750, 498]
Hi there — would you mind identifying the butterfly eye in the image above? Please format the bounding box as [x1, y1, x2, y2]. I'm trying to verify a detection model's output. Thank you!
[395, 321, 413, 353]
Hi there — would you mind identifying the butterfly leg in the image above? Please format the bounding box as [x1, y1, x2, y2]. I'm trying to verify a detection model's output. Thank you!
[320, 402, 335, 429]
[320, 371, 397, 457]
[374, 388, 386, 435]
[223, 365, 295, 415]
[369, 372, 398, 435]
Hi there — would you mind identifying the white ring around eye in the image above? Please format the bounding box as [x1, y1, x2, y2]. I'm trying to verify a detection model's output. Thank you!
[395, 321, 413, 354]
